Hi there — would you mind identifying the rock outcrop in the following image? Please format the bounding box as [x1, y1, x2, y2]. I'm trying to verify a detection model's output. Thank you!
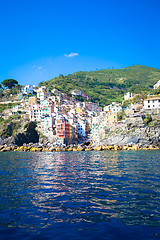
[15, 122, 39, 146]
[99, 125, 160, 147]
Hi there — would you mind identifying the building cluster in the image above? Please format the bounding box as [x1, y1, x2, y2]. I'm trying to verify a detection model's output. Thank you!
[26, 86, 102, 145]
[1, 79, 160, 145]
[28, 85, 160, 145]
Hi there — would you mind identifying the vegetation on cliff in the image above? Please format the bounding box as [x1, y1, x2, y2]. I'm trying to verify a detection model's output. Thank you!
[1, 79, 18, 89]
[40, 65, 160, 106]
[0, 115, 22, 139]
[0, 79, 22, 100]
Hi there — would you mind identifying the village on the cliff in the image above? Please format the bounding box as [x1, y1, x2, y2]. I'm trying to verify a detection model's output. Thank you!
[1, 80, 160, 148]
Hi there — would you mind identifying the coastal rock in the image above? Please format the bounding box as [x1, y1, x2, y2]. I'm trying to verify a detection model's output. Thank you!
[56, 147, 61, 152]
[85, 147, 93, 151]
[73, 147, 78, 151]
[5, 147, 12, 151]
[49, 147, 56, 152]
[94, 146, 102, 151]
[0, 148, 7, 152]
[67, 147, 73, 151]
[102, 146, 110, 150]
[77, 146, 84, 151]
[114, 145, 119, 150]
[131, 145, 140, 150]
[0, 146, 4, 150]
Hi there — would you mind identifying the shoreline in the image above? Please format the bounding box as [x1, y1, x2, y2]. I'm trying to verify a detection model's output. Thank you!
[0, 144, 159, 152]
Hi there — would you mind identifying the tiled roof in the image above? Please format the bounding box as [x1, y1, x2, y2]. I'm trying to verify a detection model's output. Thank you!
[145, 96, 160, 100]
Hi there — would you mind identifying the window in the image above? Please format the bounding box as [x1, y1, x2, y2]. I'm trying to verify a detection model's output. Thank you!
[148, 105, 150, 108]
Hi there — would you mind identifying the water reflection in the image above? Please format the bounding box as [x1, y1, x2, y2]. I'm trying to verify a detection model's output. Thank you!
[0, 151, 160, 238]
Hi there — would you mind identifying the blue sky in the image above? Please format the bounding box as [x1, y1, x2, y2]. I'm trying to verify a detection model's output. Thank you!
[0, 0, 160, 85]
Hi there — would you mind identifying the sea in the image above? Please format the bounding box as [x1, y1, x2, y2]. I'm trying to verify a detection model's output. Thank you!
[0, 151, 159, 240]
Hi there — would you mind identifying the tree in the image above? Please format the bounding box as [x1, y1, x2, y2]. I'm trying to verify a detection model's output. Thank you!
[143, 114, 152, 125]
[153, 86, 160, 95]
[0, 83, 2, 88]
[117, 111, 125, 121]
[15, 84, 22, 91]
[1, 79, 18, 89]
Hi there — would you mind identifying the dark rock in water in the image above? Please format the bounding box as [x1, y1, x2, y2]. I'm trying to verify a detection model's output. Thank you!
[0, 145, 4, 150]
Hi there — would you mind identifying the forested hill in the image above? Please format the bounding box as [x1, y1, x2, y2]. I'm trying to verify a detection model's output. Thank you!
[40, 65, 160, 106]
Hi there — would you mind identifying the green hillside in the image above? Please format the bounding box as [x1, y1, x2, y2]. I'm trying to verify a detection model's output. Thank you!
[40, 65, 160, 106]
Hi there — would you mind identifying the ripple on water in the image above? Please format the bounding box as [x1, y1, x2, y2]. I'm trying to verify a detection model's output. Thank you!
[0, 150, 159, 239]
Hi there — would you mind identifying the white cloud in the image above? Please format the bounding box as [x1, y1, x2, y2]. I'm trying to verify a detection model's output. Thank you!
[32, 65, 43, 71]
[32, 65, 47, 75]
[37, 66, 42, 70]
[64, 53, 79, 58]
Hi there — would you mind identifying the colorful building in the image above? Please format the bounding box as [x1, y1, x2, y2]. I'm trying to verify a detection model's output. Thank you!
[29, 96, 37, 105]
[108, 113, 117, 124]
[40, 116, 54, 135]
[29, 103, 54, 122]
[55, 115, 71, 144]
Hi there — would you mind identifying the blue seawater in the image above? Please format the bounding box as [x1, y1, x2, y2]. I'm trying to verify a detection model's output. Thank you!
[0, 150, 159, 240]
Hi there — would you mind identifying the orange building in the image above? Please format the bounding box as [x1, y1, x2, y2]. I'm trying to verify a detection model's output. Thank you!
[55, 116, 71, 144]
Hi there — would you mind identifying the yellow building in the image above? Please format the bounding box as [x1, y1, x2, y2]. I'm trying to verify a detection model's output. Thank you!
[69, 125, 73, 139]
[108, 113, 117, 124]
[75, 107, 83, 113]
[29, 96, 37, 105]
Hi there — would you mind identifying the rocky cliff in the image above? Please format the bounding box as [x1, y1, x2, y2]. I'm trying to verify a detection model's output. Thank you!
[99, 125, 160, 147]
[0, 122, 39, 146]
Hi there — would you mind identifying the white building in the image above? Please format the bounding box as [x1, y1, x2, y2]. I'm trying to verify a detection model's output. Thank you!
[104, 103, 122, 113]
[154, 80, 160, 89]
[12, 104, 24, 113]
[144, 96, 160, 109]
[41, 115, 54, 135]
[41, 99, 54, 106]
[51, 88, 60, 95]
[124, 92, 133, 101]
[22, 85, 33, 95]
[76, 102, 84, 108]
[71, 89, 82, 96]
[77, 120, 86, 137]
[37, 86, 50, 101]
